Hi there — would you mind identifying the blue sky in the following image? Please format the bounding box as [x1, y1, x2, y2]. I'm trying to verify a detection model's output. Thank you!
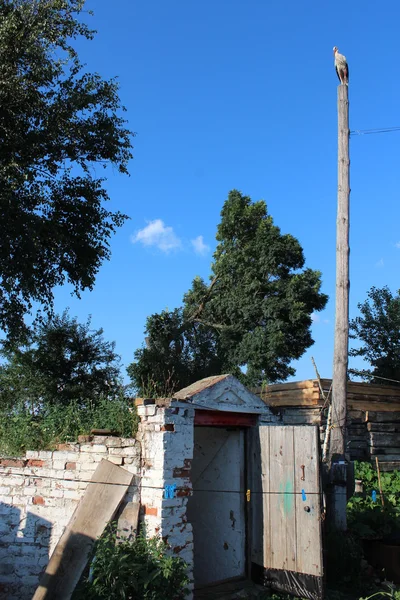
[53, 0, 400, 383]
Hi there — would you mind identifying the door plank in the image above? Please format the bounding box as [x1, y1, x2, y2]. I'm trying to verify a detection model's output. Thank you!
[269, 426, 297, 573]
[293, 427, 323, 576]
[249, 426, 271, 567]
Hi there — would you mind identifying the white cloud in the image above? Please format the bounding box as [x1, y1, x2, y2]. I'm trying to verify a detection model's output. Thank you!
[191, 235, 210, 256]
[376, 258, 384, 268]
[131, 219, 182, 253]
[395, 241, 400, 249]
[311, 312, 320, 324]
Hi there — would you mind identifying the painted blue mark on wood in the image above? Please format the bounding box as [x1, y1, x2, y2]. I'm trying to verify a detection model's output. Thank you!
[302, 489, 307, 501]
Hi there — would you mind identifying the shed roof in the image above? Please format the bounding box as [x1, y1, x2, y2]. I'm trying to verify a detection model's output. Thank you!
[173, 374, 230, 400]
[173, 374, 270, 414]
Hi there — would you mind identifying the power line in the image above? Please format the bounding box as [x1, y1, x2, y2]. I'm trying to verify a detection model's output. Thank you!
[351, 126, 400, 137]
[348, 368, 400, 385]
[0, 468, 336, 495]
[2, 468, 394, 499]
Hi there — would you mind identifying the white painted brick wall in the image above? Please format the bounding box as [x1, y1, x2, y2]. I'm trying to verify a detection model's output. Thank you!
[0, 436, 140, 600]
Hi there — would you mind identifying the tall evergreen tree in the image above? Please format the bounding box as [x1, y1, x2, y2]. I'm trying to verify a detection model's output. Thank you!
[128, 190, 328, 396]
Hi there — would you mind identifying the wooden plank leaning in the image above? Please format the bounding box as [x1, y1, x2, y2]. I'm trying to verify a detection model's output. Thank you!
[32, 459, 133, 600]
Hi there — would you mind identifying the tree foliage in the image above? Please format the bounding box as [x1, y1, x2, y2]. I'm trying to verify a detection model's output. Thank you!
[0, 310, 123, 408]
[350, 286, 400, 385]
[0, 0, 133, 340]
[128, 190, 328, 396]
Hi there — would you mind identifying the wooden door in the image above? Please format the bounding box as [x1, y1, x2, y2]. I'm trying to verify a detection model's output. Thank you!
[187, 426, 246, 587]
[249, 425, 324, 600]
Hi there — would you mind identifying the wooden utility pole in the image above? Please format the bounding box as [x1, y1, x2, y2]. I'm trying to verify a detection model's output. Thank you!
[328, 83, 350, 530]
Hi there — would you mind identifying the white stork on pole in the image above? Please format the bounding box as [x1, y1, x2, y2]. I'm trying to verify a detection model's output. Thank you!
[333, 47, 349, 85]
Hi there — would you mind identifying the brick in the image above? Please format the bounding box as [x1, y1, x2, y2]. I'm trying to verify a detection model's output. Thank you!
[25, 451, 40, 459]
[56, 443, 77, 451]
[61, 480, 80, 490]
[64, 490, 82, 500]
[12, 495, 30, 505]
[106, 456, 123, 465]
[64, 499, 79, 512]
[120, 438, 137, 447]
[144, 506, 158, 516]
[29, 478, 49, 489]
[0, 584, 14, 596]
[23, 487, 38, 496]
[161, 424, 175, 432]
[65, 462, 76, 470]
[0, 563, 14, 575]
[109, 447, 138, 457]
[88, 453, 106, 462]
[78, 466, 97, 478]
[90, 435, 109, 443]
[32, 496, 45, 506]
[4, 478, 25, 487]
[79, 454, 95, 464]
[177, 488, 192, 497]
[173, 467, 191, 478]
[27, 459, 44, 468]
[80, 444, 107, 453]
[0, 459, 26, 468]
[38, 451, 53, 459]
[105, 437, 122, 447]
[52, 460, 66, 470]
[78, 435, 93, 443]
[123, 464, 140, 474]
[50, 489, 64, 499]
[52, 451, 73, 461]
[18, 574, 40, 586]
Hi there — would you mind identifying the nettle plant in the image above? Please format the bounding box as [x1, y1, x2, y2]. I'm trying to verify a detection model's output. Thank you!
[73, 525, 189, 600]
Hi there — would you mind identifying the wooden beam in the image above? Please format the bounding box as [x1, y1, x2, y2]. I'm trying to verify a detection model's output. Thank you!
[348, 401, 400, 412]
[33, 460, 133, 600]
[253, 380, 318, 394]
[348, 383, 400, 397]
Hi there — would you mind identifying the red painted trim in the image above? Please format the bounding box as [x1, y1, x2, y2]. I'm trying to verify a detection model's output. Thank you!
[194, 410, 257, 427]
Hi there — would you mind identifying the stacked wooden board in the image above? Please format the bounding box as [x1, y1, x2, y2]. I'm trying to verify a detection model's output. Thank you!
[253, 379, 400, 469]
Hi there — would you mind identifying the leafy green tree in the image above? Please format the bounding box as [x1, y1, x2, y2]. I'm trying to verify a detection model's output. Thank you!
[127, 308, 228, 397]
[0, 310, 123, 408]
[350, 286, 400, 385]
[128, 190, 328, 396]
[0, 0, 133, 340]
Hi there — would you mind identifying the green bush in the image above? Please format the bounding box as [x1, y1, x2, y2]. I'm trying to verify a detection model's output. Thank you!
[73, 526, 189, 600]
[347, 462, 400, 540]
[0, 395, 138, 456]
